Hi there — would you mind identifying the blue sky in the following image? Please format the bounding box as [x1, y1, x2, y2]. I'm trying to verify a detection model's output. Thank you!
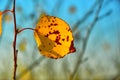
[0, 0, 120, 79]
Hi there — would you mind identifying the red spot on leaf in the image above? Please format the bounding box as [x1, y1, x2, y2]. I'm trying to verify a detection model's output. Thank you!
[54, 23, 58, 26]
[62, 38, 65, 41]
[53, 30, 60, 34]
[68, 28, 71, 31]
[67, 36, 69, 41]
[49, 30, 60, 35]
[45, 34, 49, 37]
[50, 23, 53, 26]
[69, 41, 76, 53]
[52, 20, 54, 22]
[48, 25, 50, 27]
[49, 31, 52, 34]
[55, 35, 61, 45]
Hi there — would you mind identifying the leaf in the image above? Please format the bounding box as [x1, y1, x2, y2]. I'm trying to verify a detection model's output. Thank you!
[0, 12, 2, 36]
[34, 15, 76, 59]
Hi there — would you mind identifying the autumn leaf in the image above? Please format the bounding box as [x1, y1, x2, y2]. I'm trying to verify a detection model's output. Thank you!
[34, 15, 76, 59]
[0, 12, 2, 36]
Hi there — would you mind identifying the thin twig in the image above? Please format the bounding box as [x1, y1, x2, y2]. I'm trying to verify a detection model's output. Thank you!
[2, 10, 13, 14]
[71, 0, 104, 80]
[13, 0, 18, 80]
[4, 0, 12, 10]
[72, 0, 99, 32]
[51, 0, 63, 15]
[18, 28, 35, 33]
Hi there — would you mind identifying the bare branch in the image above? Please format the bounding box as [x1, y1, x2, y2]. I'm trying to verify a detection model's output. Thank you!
[71, 0, 104, 79]
[13, 0, 18, 79]
[72, 0, 99, 32]
[51, 0, 64, 15]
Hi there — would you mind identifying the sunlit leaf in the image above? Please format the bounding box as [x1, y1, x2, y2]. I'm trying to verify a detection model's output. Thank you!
[34, 15, 76, 59]
[0, 12, 2, 36]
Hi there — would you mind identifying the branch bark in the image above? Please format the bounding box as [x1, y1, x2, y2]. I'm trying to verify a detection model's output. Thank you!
[13, 0, 18, 80]
[70, 0, 104, 80]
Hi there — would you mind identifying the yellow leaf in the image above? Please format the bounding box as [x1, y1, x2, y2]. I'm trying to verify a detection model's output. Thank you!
[0, 12, 2, 36]
[34, 15, 76, 59]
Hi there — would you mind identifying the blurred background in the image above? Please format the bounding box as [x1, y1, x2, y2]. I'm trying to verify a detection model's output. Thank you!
[0, 0, 120, 80]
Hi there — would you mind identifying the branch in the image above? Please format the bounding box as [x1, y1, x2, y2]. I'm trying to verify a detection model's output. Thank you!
[2, 10, 13, 14]
[73, 9, 112, 41]
[51, 0, 63, 15]
[72, 0, 99, 32]
[13, 0, 18, 80]
[71, 0, 104, 79]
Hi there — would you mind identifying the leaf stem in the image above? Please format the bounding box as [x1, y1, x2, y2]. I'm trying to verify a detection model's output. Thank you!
[18, 28, 35, 33]
[2, 10, 13, 14]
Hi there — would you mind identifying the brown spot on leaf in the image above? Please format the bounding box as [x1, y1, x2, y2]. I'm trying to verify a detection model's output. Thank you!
[53, 30, 60, 34]
[49, 31, 51, 34]
[50, 23, 53, 26]
[69, 41, 76, 53]
[49, 30, 60, 35]
[52, 20, 54, 22]
[67, 36, 69, 41]
[68, 28, 71, 31]
[54, 23, 58, 26]
[55, 35, 61, 45]
[62, 38, 65, 41]
[48, 25, 50, 27]
[45, 34, 49, 37]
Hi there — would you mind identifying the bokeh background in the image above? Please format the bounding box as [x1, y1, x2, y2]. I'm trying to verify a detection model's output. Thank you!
[0, 0, 120, 80]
